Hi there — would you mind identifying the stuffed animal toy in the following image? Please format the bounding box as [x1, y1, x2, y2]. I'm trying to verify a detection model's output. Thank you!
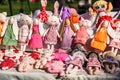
[60, 18, 76, 50]
[43, 15, 60, 52]
[73, 19, 92, 52]
[86, 52, 101, 75]
[108, 19, 120, 55]
[102, 51, 119, 74]
[44, 60, 65, 76]
[34, 49, 53, 69]
[28, 18, 43, 52]
[18, 13, 33, 52]
[65, 51, 87, 76]
[38, 0, 48, 22]
[17, 52, 39, 72]
[1, 17, 19, 51]
[0, 12, 7, 44]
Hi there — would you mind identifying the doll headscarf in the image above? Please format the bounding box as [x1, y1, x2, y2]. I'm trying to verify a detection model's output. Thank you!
[59, 6, 70, 22]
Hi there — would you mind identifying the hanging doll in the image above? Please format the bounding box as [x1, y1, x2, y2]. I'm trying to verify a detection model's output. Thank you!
[28, 18, 43, 52]
[43, 15, 60, 52]
[60, 18, 76, 50]
[0, 12, 7, 44]
[86, 52, 101, 75]
[102, 51, 119, 74]
[18, 14, 33, 52]
[89, 0, 115, 53]
[1, 17, 18, 51]
[38, 0, 48, 22]
[108, 19, 120, 55]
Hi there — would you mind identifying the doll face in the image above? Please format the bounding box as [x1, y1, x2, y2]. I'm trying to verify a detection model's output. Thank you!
[94, 4, 107, 13]
[89, 53, 97, 58]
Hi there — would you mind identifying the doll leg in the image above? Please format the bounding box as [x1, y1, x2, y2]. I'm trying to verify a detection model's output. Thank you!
[114, 48, 118, 56]
[110, 64, 116, 74]
[51, 44, 54, 52]
[88, 66, 93, 75]
[22, 45, 26, 52]
[47, 44, 50, 49]
[104, 64, 111, 73]
[72, 66, 79, 75]
[93, 67, 100, 75]
[111, 47, 115, 53]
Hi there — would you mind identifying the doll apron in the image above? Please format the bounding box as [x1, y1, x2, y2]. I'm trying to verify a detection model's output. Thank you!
[2, 24, 17, 46]
[91, 25, 107, 51]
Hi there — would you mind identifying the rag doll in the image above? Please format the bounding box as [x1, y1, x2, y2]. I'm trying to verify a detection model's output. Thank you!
[89, 0, 114, 53]
[65, 51, 87, 76]
[44, 60, 65, 76]
[38, 0, 48, 22]
[28, 18, 43, 52]
[102, 51, 118, 74]
[43, 15, 60, 51]
[60, 18, 76, 50]
[1, 17, 19, 51]
[17, 52, 39, 72]
[34, 49, 53, 69]
[73, 19, 92, 51]
[0, 12, 7, 44]
[86, 52, 101, 75]
[18, 13, 33, 52]
[108, 19, 120, 55]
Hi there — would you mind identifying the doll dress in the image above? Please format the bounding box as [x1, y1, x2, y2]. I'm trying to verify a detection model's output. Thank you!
[18, 25, 29, 45]
[74, 25, 89, 45]
[29, 24, 43, 48]
[0, 21, 3, 44]
[2, 24, 17, 46]
[44, 25, 58, 45]
[87, 57, 101, 68]
[61, 25, 74, 50]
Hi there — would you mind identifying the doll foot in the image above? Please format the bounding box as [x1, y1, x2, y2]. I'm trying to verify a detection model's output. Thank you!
[89, 70, 93, 75]
[93, 69, 100, 75]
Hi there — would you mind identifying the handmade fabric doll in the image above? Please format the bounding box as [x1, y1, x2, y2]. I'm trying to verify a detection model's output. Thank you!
[102, 51, 119, 74]
[43, 15, 60, 52]
[28, 18, 43, 51]
[60, 18, 76, 50]
[86, 52, 101, 75]
[1, 17, 18, 51]
[38, 0, 48, 22]
[108, 19, 120, 55]
[0, 12, 7, 44]
[18, 14, 33, 52]
[89, 0, 114, 53]
[65, 51, 87, 76]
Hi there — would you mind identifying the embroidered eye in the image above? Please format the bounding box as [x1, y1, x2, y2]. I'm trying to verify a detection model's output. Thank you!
[101, 5, 105, 8]
[95, 6, 100, 10]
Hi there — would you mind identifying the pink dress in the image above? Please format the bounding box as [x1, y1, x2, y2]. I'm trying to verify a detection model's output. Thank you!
[74, 25, 89, 45]
[61, 25, 74, 50]
[87, 57, 101, 68]
[29, 24, 43, 48]
[44, 25, 58, 45]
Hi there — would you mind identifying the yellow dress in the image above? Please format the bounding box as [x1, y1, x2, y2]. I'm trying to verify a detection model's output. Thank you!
[91, 25, 108, 51]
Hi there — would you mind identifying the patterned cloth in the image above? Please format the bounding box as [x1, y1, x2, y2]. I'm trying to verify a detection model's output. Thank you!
[38, 7, 48, 22]
[29, 24, 43, 48]
[18, 25, 29, 45]
[44, 25, 58, 45]
[2, 24, 17, 46]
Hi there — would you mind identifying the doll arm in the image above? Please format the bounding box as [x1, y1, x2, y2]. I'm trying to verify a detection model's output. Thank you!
[113, 10, 120, 19]
[1, 19, 8, 37]
[107, 36, 110, 44]
[13, 18, 19, 40]
[43, 28, 49, 37]
[56, 30, 60, 38]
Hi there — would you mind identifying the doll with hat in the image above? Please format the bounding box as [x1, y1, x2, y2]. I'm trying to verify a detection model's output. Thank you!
[86, 52, 101, 75]
[102, 51, 119, 74]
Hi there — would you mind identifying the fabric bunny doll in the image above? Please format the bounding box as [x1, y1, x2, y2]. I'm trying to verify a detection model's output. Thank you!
[28, 18, 43, 52]
[1, 17, 18, 52]
[102, 51, 119, 74]
[43, 15, 60, 52]
[0, 12, 7, 44]
[18, 13, 33, 52]
[86, 52, 101, 75]
[108, 19, 120, 55]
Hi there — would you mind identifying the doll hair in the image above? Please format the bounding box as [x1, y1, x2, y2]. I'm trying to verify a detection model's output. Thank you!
[89, 0, 113, 15]
[59, 18, 76, 41]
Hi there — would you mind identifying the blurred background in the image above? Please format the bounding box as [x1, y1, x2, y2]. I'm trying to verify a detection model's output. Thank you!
[0, 0, 120, 16]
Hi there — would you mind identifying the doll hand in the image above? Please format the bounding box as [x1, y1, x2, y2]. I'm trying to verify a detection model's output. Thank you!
[59, 37, 62, 41]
